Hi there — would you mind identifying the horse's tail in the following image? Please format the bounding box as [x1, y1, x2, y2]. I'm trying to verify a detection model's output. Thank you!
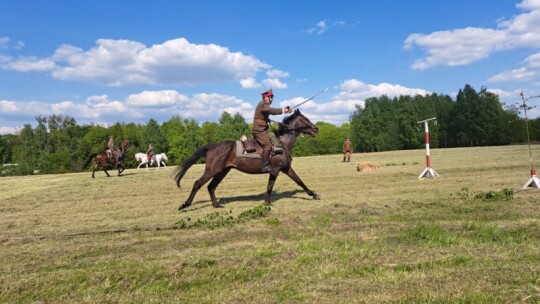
[162, 154, 168, 162]
[82, 153, 97, 170]
[173, 146, 209, 188]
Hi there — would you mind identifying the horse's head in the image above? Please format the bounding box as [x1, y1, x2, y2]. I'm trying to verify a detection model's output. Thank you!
[281, 109, 318, 136]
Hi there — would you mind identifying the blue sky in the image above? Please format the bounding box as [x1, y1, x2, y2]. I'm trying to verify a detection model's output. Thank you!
[2, 0, 540, 134]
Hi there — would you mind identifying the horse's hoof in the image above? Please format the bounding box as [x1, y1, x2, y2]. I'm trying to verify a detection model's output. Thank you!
[313, 193, 321, 200]
[178, 204, 185, 210]
[213, 204, 224, 208]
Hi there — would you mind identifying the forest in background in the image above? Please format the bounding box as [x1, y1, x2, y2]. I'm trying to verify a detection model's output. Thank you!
[1, 84, 539, 175]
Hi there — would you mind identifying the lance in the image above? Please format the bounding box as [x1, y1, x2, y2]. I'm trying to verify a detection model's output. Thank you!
[291, 88, 328, 109]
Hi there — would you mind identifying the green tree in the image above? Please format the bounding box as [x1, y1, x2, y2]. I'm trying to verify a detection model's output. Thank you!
[142, 119, 168, 154]
[216, 112, 249, 141]
[201, 121, 219, 145]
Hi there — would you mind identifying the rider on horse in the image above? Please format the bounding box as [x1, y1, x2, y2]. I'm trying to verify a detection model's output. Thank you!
[146, 143, 155, 163]
[107, 135, 120, 162]
[252, 89, 291, 172]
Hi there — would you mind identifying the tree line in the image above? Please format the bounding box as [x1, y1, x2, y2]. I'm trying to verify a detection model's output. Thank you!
[1, 84, 539, 175]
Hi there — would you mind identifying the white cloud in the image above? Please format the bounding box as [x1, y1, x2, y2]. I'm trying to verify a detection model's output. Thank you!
[266, 69, 289, 78]
[2, 37, 272, 87]
[240, 77, 261, 89]
[0, 126, 18, 134]
[0, 90, 255, 133]
[0, 37, 9, 47]
[488, 51, 540, 82]
[3, 56, 56, 72]
[307, 20, 328, 35]
[263, 78, 288, 89]
[126, 90, 189, 107]
[404, 1, 540, 70]
[274, 79, 429, 126]
[0, 80, 432, 133]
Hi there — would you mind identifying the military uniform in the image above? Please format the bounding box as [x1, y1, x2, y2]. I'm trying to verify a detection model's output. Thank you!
[252, 89, 289, 172]
[108, 136, 118, 161]
[343, 138, 353, 162]
[146, 144, 155, 162]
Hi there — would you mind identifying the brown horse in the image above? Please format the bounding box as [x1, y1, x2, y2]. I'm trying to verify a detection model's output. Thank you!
[82, 139, 129, 178]
[174, 109, 320, 210]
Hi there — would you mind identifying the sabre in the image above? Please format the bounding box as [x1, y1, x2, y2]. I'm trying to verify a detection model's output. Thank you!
[291, 88, 328, 109]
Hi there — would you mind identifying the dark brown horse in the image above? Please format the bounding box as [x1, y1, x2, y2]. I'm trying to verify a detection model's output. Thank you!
[82, 139, 129, 178]
[174, 109, 320, 210]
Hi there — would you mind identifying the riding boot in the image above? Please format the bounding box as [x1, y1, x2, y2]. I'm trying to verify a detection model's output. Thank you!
[261, 150, 272, 173]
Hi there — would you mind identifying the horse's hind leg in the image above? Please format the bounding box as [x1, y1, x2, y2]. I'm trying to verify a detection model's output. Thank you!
[101, 163, 110, 177]
[282, 167, 320, 200]
[179, 171, 214, 210]
[207, 168, 231, 208]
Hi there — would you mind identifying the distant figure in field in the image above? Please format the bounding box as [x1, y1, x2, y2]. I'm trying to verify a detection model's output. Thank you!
[343, 137, 353, 162]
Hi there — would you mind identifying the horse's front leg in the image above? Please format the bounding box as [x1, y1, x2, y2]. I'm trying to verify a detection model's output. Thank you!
[265, 173, 279, 204]
[117, 163, 125, 176]
[282, 166, 320, 200]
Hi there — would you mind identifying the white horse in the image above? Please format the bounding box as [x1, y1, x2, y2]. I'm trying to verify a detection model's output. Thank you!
[135, 153, 168, 170]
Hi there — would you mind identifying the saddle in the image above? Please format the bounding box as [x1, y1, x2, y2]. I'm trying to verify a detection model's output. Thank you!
[236, 135, 283, 159]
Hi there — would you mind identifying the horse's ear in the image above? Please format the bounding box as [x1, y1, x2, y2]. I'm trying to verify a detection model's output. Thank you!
[295, 109, 300, 114]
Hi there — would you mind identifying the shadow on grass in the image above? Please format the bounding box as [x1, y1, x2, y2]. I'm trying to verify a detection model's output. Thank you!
[178, 189, 310, 213]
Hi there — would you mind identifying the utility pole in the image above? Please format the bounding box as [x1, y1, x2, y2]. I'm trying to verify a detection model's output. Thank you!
[519, 91, 540, 188]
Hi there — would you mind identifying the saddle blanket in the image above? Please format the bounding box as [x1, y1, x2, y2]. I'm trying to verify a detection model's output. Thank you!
[235, 141, 261, 159]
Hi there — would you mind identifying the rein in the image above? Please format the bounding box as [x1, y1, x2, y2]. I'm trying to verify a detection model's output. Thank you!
[269, 119, 309, 132]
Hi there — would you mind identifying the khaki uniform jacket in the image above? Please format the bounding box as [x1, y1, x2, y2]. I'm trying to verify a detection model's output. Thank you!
[252, 100, 283, 150]
[343, 140, 353, 152]
[108, 138, 116, 151]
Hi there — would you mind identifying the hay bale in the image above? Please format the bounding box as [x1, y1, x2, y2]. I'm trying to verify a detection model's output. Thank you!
[357, 162, 380, 172]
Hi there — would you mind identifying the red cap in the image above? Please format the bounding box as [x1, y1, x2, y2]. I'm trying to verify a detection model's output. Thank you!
[261, 89, 274, 98]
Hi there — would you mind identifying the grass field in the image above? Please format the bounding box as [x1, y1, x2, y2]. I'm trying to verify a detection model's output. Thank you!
[1, 145, 539, 303]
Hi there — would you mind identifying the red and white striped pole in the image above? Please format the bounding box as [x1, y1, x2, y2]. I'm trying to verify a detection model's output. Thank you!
[418, 117, 439, 179]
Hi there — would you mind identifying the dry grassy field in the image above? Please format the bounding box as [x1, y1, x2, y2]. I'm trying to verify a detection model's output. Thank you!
[1, 145, 539, 303]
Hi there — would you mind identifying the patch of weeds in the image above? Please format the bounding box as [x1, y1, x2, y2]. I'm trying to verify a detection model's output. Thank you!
[463, 222, 537, 244]
[175, 204, 271, 230]
[308, 213, 332, 228]
[385, 162, 398, 166]
[474, 188, 513, 202]
[238, 204, 271, 220]
[457, 187, 471, 200]
[400, 223, 461, 246]
[265, 217, 280, 226]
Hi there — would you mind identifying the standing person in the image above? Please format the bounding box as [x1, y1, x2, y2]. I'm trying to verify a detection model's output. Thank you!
[343, 137, 353, 162]
[146, 143, 155, 165]
[252, 89, 292, 172]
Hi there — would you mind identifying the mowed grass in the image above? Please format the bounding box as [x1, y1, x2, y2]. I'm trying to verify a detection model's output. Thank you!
[1, 145, 539, 303]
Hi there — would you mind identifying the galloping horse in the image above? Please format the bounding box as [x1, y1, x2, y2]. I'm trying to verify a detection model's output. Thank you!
[174, 109, 320, 210]
[83, 139, 129, 178]
[135, 153, 168, 170]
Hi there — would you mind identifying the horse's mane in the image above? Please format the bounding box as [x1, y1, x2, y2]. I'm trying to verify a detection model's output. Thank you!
[276, 109, 302, 137]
